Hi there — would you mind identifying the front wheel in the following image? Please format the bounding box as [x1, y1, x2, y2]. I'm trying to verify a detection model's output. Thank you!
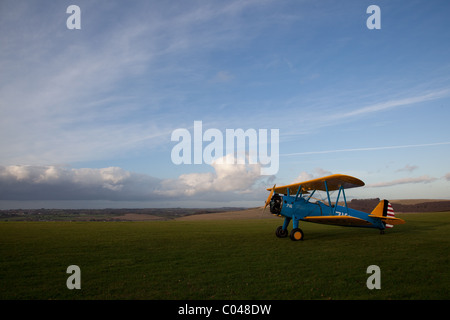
[275, 226, 288, 238]
[289, 228, 304, 241]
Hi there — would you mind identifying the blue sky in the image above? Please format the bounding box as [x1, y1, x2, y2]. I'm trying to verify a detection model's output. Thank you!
[1, 0, 449, 208]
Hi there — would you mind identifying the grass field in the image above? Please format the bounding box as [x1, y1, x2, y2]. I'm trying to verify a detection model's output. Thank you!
[0, 212, 448, 300]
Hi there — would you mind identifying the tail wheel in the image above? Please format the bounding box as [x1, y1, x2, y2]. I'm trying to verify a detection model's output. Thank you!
[275, 226, 288, 238]
[289, 228, 304, 241]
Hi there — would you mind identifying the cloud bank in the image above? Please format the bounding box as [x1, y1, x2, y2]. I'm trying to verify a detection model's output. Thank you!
[0, 154, 268, 206]
[0, 165, 160, 201]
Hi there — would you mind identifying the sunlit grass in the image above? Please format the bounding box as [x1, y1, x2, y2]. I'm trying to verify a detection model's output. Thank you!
[0, 212, 448, 299]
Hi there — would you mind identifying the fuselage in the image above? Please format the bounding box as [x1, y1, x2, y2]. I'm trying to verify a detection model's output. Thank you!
[272, 195, 385, 230]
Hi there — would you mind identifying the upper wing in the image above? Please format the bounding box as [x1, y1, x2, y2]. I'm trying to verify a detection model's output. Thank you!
[267, 174, 365, 195]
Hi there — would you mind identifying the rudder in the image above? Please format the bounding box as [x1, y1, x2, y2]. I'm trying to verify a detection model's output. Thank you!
[369, 199, 404, 228]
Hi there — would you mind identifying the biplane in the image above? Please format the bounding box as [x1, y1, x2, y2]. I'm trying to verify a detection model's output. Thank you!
[264, 174, 405, 241]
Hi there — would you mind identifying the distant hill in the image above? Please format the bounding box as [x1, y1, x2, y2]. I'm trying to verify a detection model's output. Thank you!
[0, 207, 248, 221]
[1, 200, 449, 222]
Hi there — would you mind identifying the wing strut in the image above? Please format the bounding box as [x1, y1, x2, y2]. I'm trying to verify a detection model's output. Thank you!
[306, 190, 316, 202]
[333, 186, 349, 215]
[324, 180, 332, 215]
[295, 185, 302, 201]
[342, 186, 349, 215]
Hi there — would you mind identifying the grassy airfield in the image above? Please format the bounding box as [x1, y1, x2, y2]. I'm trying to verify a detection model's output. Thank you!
[0, 211, 448, 300]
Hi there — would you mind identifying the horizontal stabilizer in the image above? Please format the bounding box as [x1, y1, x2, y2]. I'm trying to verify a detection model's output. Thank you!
[368, 215, 406, 225]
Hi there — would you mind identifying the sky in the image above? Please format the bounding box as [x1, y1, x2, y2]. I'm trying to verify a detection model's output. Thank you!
[1, 0, 449, 209]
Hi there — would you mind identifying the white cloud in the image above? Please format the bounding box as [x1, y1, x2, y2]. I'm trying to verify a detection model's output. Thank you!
[158, 153, 263, 197]
[282, 142, 450, 157]
[333, 89, 450, 121]
[396, 164, 418, 173]
[292, 168, 333, 183]
[71, 167, 131, 191]
[211, 71, 235, 83]
[275, 86, 450, 140]
[293, 172, 314, 183]
[367, 175, 437, 188]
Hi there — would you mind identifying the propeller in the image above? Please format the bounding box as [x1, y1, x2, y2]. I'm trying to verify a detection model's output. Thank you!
[262, 184, 276, 215]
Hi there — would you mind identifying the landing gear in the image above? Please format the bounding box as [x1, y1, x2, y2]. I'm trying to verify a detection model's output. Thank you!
[275, 226, 288, 238]
[289, 228, 304, 241]
[275, 217, 304, 241]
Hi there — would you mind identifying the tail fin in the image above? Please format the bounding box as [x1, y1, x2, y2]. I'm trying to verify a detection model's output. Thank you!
[369, 199, 405, 228]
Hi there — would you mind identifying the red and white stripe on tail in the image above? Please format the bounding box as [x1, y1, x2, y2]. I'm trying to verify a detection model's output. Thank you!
[385, 201, 395, 228]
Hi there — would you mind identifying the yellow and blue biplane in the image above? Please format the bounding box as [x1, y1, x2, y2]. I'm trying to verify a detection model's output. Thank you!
[264, 174, 405, 241]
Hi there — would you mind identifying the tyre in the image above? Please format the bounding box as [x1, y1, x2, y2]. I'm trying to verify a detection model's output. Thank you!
[289, 228, 304, 241]
[275, 226, 288, 238]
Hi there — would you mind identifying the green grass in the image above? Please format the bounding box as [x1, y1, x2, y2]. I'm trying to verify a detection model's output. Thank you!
[0, 212, 449, 300]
